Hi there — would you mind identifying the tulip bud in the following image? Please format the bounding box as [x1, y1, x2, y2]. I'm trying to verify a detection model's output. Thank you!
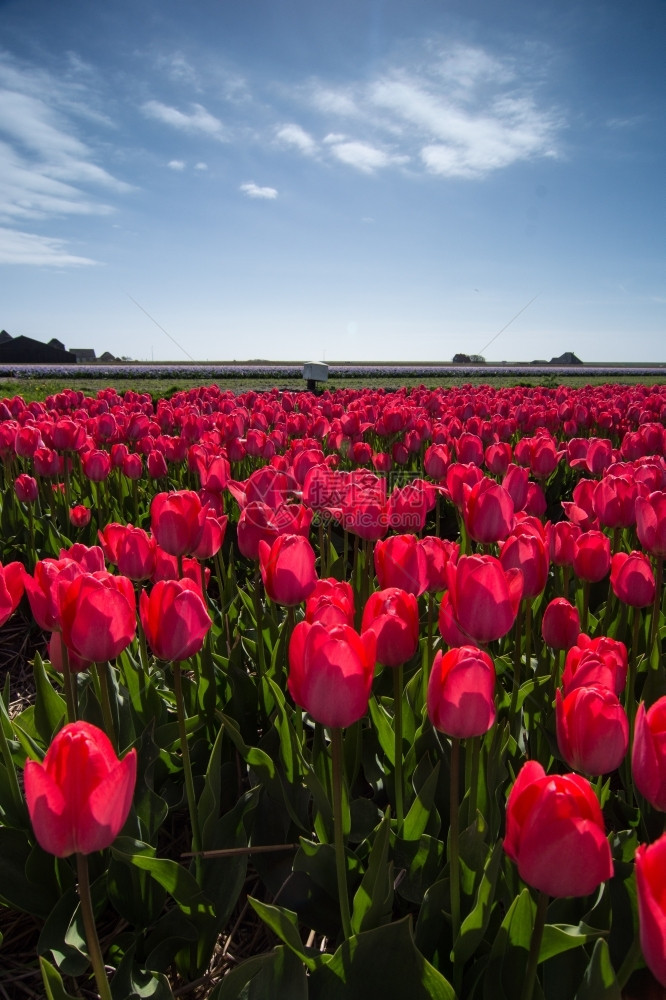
[503, 760, 613, 898]
[24, 721, 136, 857]
[636, 834, 666, 987]
[427, 645, 496, 739]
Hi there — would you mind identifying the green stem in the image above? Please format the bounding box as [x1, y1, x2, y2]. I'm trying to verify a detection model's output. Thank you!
[0, 709, 23, 814]
[510, 602, 524, 727]
[251, 568, 268, 690]
[468, 735, 480, 825]
[331, 727, 352, 940]
[76, 853, 113, 1000]
[60, 638, 78, 723]
[521, 891, 549, 1000]
[616, 935, 642, 991]
[649, 556, 663, 655]
[450, 737, 461, 947]
[393, 664, 404, 831]
[95, 661, 116, 751]
[173, 661, 202, 862]
[581, 580, 590, 635]
[27, 503, 36, 571]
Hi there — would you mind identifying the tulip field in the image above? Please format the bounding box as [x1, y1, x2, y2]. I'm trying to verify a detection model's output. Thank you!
[2, 379, 666, 1000]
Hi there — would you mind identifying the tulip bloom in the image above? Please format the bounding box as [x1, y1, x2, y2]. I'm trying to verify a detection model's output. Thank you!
[14, 473, 38, 503]
[361, 587, 419, 667]
[635, 834, 666, 987]
[305, 578, 355, 628]
[503, 760, 613, 898]
[549, 520, 580, 567]
[22, 557, 82, 631]
[24, 721, 136, 857]
[69, 505, 92, 528]
[99, 523, 157, 581]
[419, 536, 458, 593]
[446, 554, 523, 645]
[499, 525, 549, 598]
[427, 646, 496, 739]
[556, 685, 628, 775]
[541, 597, 580, 651]
[288, 621, 376, 728]
[562, 634, 628, 697]
[438, 591, 471, 648]
[463, 477, 514, 544]
[572, 530, 611, 582]
[374, 533, 429, 597]
[636, 492, 666, 556]
[140, 578, 211, 661]
[593, 475, 637, 529]
[610, 550, 656, 607]
[150, 490, 207, 557]
[0, 561, 24, 628]
[58, 571, 137, 662]
[633, 697, 666, 811]
[258, 533, 317, 606]
[82, 449, 111, 482]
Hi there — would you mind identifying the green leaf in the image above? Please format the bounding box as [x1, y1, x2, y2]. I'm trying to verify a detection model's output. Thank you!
[309, 915, 456, 1000]
[539, 922, 608, 963]
[33, 652, 67, 744]
[574, 939, 622, 1000]
[198, 720, 226, 848]
[403, 761, 440, 842]
[38, 956, 80, 1000]
[247, 897, 323, 972]
[0, 829, 59, 918]
[111, 837, 214, 917]
[351, 810, 393, 935]
[453, 840, 503, 964]
[209, 946, 308, 1000]
[111, 943, 175, 1000]
[369, 695, 396, 766]
[38, 884, 95, 977]
[484, 888, 537, 1000]
[218, 712, 275, 781]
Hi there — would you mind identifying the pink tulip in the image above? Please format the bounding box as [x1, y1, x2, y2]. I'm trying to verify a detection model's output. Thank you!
[140, 578, 211, 661]
[427, 645, 496, 739]
[24, 721, 136, 857]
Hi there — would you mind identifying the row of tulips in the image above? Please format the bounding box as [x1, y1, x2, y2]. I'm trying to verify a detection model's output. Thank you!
[1, 380, 666, 1000]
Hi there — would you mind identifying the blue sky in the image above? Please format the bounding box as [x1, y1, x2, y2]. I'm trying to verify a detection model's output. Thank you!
[1, 0, 664, 363]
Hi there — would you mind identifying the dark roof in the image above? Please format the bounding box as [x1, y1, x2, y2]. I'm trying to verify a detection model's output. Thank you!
[70, 348, 97, 360]
[550, 351, 583, 365]
[0, 329, 12, 343]
[0, 335, 76, 364]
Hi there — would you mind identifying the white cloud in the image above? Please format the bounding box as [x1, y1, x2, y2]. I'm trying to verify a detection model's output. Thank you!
[240, 182, 278, 199]
[310, 84, 360, 118]
[276, 123, 317, 156]
[0, 51, 132, 266]
[0, 226, 97, 266]
[168, 159, 185, 170]
[141, 100, 227, 139]
[289, 41, 562, 180]
[195, 162, 208, 170]
[328, 140, 409, 173]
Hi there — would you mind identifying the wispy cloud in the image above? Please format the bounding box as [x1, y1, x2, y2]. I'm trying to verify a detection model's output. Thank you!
[168, 159, 185, 170]
[240, 182, 277, 199]
[276, 123, 317, 156]
[0, 226, 97, 266]
[327, 138, 409, 173]
[141, 99, 227, 139]
[0, 51, 132, 264]
[281, 42, 563, 179]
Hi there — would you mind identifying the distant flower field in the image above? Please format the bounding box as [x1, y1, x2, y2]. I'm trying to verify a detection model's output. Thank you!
[1, 377, 666, 999]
